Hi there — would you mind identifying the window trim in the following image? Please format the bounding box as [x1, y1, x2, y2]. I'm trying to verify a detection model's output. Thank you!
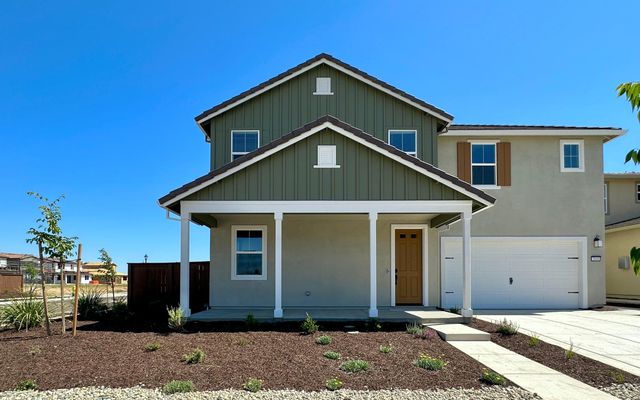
[313, 145, 340, 168]
[231, 130, 260, 160]
[635, 182, 640, 204]
[387, 129, 418, 157]
[313, 77, 333, 95]
[560, 140, 584, 172]
[604, 182, 609, 214]
[231, 225, 267, 281]
[469, 140, 500, 189]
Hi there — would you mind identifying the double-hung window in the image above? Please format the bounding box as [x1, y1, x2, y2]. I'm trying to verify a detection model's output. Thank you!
[388, 130, 417, 156]
[560, 140, 584, 172]
[231, 226, 267, 280]
[231, 130, 259, 160]
[471, 142, 497, 186]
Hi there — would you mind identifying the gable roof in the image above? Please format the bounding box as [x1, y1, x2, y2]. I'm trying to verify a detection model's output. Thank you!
[159, 115, 495, 210]
[606, 216, 640, 232]
[443, 124, 625, 142]
[194, 53, 453, 138]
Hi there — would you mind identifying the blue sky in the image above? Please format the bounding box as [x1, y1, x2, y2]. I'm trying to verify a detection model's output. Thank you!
[1, 1, 639, 271]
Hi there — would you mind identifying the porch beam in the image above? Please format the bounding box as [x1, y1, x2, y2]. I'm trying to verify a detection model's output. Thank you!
[369, 212, 378, 318]
[180, 210, 191, 317]
[461, 211, 472, 318]
[274, 212, 283, 318]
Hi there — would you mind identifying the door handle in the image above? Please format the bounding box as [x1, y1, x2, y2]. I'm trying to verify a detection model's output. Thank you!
[509, 277, 513, 285]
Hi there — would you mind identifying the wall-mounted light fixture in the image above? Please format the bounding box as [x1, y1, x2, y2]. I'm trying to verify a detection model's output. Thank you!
[593, 235, 603, 248]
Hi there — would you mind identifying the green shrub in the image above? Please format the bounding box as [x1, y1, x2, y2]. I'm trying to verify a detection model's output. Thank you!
[167, 306, 186, 331]
[323, 351, 341, 360]
[496, 318, 519, 335]
[301, 313, 318, 335]
[315, 335, 332, 345]
[110, 299, 129, 318]
[414, 354, 446, 371]
[481, 369, 506, 385]
[243, 378, 263, 393]
[144, 342, 161, 352]
[0, 295, 44, 331]
[28, 346, 41, 356]
[529, 334, 540, 347]
[611, 371, 626, 384]
[15, 379, 37, 391]
[379, 344, 393, 354]
[246, 313, 259, 330]
[78, 289, 108, 320]
[339, 359, 370, 373]
[414, 329, 438, 340]
[406, 322, 424, 335]
[566, 341, 575, 360]
[325, 378, 343, 391]
[162, 380, 194, 394]
[183, 348, 205, 364]
[235, 337, 249, 347]
[366, 317, 382, 331]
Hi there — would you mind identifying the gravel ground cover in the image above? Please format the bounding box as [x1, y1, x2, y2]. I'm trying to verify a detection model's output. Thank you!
[0, 321, 499, 392]
[0, 386, 541, 399]
[601, 383, 640, 400]
[470, 318, 640, 388]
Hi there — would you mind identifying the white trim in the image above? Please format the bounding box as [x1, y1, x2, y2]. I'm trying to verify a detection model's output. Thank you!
[180, 213, 191, 316]
[560, 139, 585, 172]
[273, 213, 283, 318]
[231, 225, 268, 281]
[387, 129, 417, 157]
[604, 183, 608, 214]
[231, 130, 260, 160]
[195, 57, 453, 126]
[443, 128, 623, 138]
[161, 121, 493, 208]
[466, 139, 500, 144]
[390, 224, 429, 307]
[313, 165, 341, 169]
[369, 212, 378, 318]
[470, 141, 497, 186]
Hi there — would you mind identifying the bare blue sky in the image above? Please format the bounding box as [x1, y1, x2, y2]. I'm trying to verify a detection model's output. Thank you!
[1, 1, 639, 270]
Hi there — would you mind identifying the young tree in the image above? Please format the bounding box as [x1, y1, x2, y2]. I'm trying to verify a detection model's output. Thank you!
[98, 248, 117, 305]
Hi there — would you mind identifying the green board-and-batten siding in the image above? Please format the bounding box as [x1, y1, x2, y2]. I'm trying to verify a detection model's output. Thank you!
[207, 64, 441, 171]
[185, 128, 472, 202]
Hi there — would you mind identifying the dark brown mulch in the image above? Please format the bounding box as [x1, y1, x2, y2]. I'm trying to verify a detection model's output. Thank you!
[470, 318, 640, 388]
[0, 321, 494, 391]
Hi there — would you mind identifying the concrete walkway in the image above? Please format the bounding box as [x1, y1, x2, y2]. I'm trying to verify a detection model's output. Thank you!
[476, 308, 640, 376]
[450, 340, 619, 400]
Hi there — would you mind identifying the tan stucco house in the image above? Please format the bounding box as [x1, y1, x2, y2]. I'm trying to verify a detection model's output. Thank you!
[604, 173, 640, 300]
[159, 53, 623, 319]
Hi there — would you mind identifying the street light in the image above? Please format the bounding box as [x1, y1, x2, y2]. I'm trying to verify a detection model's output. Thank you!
[144, 254, 148, 263]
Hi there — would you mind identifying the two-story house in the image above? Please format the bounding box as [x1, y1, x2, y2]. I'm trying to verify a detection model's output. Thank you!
[604, 173, 640, 301]
[159, 53, 623, 319]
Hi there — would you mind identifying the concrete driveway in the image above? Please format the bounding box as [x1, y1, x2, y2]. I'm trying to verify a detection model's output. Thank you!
[476, 307, 640, 376]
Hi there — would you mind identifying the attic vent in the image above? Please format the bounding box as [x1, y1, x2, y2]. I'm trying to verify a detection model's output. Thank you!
[314, 145, 340, 168]
[314, 77, 333, 95]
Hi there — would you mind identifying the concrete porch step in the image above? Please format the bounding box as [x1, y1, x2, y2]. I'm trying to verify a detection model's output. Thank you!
[428, 323, 491, 341]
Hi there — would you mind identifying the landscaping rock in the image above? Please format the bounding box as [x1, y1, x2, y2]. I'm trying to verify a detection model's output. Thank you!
[601, 383, 640, 400]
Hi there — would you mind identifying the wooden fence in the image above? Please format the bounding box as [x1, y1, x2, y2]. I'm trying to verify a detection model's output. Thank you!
[127, 262, 209, 317]
[0, 271, 23, 297]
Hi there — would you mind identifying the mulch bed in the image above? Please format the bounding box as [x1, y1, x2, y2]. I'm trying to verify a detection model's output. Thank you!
[470, 318, 640, 388]
[0, 320, 495, 391]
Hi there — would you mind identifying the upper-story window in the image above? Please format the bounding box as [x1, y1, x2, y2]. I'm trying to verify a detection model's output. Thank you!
[560, 140, 584, 172]
[471, 142, 497, 186]
[313, 77, 333, 95]
[604, 183, 608, 213]
[231, 130, 259, 160]
[388, 130, 417, 156]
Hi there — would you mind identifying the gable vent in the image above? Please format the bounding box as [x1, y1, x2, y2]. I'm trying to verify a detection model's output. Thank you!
[314, 77, 333, 95]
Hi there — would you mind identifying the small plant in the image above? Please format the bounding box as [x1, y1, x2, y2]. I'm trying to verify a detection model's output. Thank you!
[235, 337, 249, 347]
[565, 340, 575, 360]
[243, 378, 263, 393]
[78, 288, 108, 320]
[245, 313, 259, 330]
[379, 344, 393, 354]
[183, 348, 205, 364]
[448, 307, 461, 314]
[109, 299, 129, 319]
[315, 335, 332, 345]
[414, 328, 438, 340]
[162, 380, 194, 394]
[529, 334, 540, 347]
[167, 306, 186, 331]
[481, 369, 506, 385]
[366, 317, 382, 331]
[406, 321, 424, 335]
[414, 354, 446, 371]
[15, 379, 37, 391]
[145, 342, 161, 352]
[496, 318, 519, 335]
[301, 313, 318, 335]
[339, 359, 370, 373]
[28, 346, 41, 356]
[323, 351, 341, 360]
[325, 377, 343, 391]
[0, 295, 44, 331]
[611, 371, 626, 384]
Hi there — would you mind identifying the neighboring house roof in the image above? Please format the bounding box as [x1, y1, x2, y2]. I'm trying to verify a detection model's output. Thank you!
[606, 216, 640, 232]
[604, 172, 640, 179]
[159, 115, 496, 210]
[443, 124, 624, 142]
[194, 53, 453, 139]
[0, 252, 33, 259]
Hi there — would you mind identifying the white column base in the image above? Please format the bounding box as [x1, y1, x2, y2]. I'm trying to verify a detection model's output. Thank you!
[461, 308, 473, 318]
[181, 307, 191, 318]
[368, 308, 379, 318]
[274, 308, 283, 318]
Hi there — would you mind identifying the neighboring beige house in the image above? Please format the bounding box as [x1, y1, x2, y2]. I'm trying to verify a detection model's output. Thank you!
[604, 173, 640, 300]
[0, 252, 92, 284]
[82, 262, 128, 284]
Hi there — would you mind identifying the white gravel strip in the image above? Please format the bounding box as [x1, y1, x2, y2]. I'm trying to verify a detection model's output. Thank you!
[0, 386, 541, 400]
[601, 383, 640, 400]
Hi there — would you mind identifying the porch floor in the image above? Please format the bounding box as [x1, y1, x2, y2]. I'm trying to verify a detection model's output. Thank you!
[189, 307, 463, 324]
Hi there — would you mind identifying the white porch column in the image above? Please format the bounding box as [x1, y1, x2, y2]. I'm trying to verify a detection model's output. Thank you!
[274, 212, 283, 318]
[368, 212, 378, 318]
[180, 211, 191, 317]
[461, 211, 473, 318]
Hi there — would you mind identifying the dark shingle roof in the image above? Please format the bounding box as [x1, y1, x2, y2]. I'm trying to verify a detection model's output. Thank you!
[448, 124, 621, 130]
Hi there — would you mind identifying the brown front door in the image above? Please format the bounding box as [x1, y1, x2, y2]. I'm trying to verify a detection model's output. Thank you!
[395, 229, 423, 305]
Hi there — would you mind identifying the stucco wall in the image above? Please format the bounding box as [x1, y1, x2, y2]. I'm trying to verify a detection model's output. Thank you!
[437, 135, 606, 307]
[605, 227, 640, 299]
[605, 178, 640, 225]
[209, 214, 441, 308]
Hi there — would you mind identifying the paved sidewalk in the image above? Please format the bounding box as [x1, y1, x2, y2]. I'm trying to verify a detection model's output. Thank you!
[450, 340, 619, 400]
[476, 308, 640, 376]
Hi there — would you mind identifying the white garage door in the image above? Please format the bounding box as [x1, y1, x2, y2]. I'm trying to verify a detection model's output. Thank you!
[441, 237, 582, 309]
